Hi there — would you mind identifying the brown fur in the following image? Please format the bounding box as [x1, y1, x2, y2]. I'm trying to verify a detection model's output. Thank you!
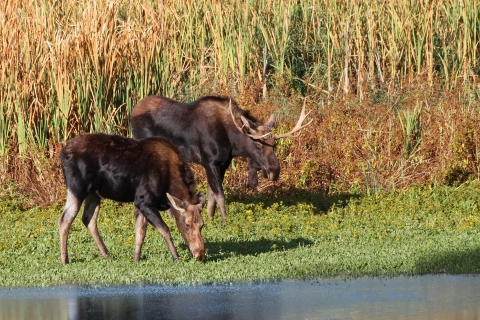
[58, 133, 206, 264]
[131, 95, 280, 221]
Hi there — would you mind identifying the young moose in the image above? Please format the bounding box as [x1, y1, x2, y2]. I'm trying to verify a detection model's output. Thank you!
[58, 133, 206, 264]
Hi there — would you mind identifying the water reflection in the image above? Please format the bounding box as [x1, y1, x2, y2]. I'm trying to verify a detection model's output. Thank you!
[0, 275, 479, 320]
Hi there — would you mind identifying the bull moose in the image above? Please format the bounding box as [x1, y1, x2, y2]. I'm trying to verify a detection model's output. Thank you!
[131, 96, 311, 222]
[58, 133, 206, 264]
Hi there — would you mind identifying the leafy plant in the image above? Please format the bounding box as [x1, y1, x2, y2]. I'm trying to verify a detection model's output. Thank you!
[2, 182, 480, 287]
[399, 106, 422, 156]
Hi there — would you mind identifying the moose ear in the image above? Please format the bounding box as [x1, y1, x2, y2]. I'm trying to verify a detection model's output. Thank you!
[166, 193, 186, 211]
[196, 192, 206, 209]
[240, 115, 258, 135]
[265, 114, 276, 129]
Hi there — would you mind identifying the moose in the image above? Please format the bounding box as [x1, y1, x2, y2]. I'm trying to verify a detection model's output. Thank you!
[58, 133, 206, 264]
[131, 95, 311, 222]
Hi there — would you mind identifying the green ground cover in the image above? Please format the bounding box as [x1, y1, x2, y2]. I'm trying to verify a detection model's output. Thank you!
[1, 181, 480, 287]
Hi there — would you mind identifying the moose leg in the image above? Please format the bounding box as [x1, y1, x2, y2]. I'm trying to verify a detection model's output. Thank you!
[134, 206, 147, 262]
[82, 193, 109, 260]
[58, 190, 82, 264]
[207, 184, 217, 219]
[137, 205, 179, 261]
[206, 164, 228, 222]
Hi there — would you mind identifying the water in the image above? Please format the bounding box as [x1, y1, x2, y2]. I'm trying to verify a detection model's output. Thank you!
[0, 274, 479, 320]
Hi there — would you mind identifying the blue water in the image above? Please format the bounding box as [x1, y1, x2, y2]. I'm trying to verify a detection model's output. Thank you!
[0, 274, 479, 319]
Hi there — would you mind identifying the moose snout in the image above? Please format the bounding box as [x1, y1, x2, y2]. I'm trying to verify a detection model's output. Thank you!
[267, 155, 280, 181]
[191, 248, 205, 261]
[261, 165, 280, 181]
[267, 162, 280, 181]
[188, 237, 205, 261]
[269, 170, 279, 181]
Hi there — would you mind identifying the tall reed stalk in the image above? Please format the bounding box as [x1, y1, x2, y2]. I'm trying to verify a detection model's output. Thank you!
[0, 0, 478, 156]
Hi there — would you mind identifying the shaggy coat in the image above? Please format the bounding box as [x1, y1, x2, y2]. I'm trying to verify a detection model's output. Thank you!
[131, 96, 280, 221]
[58, 133, 205, 264]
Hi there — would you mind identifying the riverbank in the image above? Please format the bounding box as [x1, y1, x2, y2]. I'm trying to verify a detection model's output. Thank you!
[1, 181, 479, 287]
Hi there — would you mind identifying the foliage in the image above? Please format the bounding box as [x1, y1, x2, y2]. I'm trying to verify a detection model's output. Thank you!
[2, 0, 480, 205]
[1, 181, 480, 287]
[1, 0, 480, 147]
[444, 118, 480, 185]
[1, 0, 480, 287]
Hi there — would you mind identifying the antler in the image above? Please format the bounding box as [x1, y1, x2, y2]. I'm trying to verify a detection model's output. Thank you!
[229, 99, 245, 133]
[229, 99, 272, 140]
[274, 99, 313, 139]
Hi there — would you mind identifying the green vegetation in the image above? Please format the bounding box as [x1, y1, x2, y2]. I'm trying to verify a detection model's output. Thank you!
[1, 0, 480, 288]
[2, 0, 480, 206]
[1, 181, 480, 287]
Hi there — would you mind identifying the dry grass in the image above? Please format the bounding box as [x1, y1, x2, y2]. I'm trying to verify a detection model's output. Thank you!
[1, 0, 480, 206]
[2, 79, 480, 207]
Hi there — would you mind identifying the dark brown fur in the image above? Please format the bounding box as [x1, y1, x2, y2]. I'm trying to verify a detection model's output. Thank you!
[131, 95, 279, 221]
[58, 133, 206, 264]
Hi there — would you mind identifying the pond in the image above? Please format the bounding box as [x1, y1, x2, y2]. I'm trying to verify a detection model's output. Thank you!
[0, 274, 479, 320]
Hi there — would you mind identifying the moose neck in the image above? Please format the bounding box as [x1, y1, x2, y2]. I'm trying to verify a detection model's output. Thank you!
[167, 163, 197, 204]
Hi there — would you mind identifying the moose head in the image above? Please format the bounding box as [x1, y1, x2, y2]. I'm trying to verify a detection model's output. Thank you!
[229, 99, 313, 187]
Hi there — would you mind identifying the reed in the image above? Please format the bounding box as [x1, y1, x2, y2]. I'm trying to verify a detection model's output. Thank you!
[1, 0, 479, 203]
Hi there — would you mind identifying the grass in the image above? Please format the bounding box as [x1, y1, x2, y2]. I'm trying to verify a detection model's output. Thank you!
[3, 0, 480, 208]
[2, 0, 480, 289]
[1, 181, 480, 287]
[2, 0, 479, 154]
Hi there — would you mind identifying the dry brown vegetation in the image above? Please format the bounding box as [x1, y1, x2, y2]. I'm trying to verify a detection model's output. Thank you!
[5, 80, 480, 208]
[220, 79, 480, 197]
[1, 0, 480, 207]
